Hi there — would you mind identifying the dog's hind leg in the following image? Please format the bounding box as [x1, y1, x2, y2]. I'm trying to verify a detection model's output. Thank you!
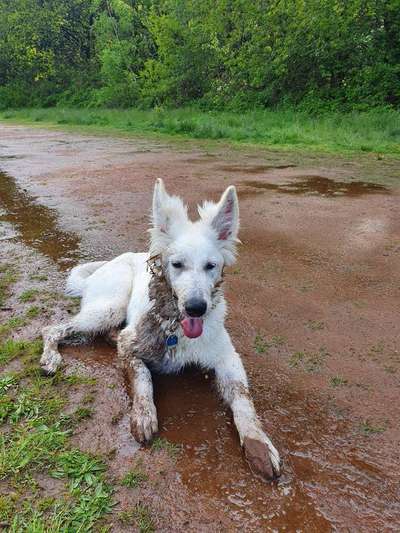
[40, 321, 76, 375]
[214, 333, 281, 480]
[40, 301, 128, 375]
[117, 327, 158, 442]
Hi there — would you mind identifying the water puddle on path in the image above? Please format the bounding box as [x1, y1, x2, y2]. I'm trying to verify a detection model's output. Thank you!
[240, 176, 389, 198]
[0, 170, 81, 269]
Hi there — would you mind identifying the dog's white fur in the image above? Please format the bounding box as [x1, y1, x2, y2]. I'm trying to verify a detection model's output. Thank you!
[40, 179, 281, 477]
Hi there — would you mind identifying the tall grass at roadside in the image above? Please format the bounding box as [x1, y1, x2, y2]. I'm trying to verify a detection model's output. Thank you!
[1, 107, 399, 155]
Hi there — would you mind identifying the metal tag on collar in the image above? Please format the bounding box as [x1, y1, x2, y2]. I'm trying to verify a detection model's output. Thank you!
[166, 334, 178, 348]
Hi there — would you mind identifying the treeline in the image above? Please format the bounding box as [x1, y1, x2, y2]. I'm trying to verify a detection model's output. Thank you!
[0, 0, 399, 111]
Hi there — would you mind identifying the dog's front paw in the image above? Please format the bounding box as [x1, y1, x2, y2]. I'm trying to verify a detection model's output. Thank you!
[130, 399, 158, 443]
[40, 350, 62, 376]
[243, 432, 281, 481]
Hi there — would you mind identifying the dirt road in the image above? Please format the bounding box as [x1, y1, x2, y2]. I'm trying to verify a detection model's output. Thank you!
[1, 124, 399, 531]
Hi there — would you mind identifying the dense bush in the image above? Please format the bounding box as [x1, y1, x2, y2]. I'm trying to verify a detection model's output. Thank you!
[0, 0, 399, 111]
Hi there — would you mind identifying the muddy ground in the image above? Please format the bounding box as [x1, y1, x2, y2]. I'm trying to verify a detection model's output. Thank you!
[0, 124, 399, 532]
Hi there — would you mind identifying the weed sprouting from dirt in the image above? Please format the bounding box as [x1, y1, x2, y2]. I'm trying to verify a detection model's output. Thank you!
[18, 289, 39, 303]
[253, 333, 286, 355]
[359, 419, 386, 436]
[289, 347, 330, 372]
[330, 376, 348, 387]
[253, 334, 269, 354]
[151, 437, 180, 458]
[118, 504, 155, 532]
[121, 467, 148, 488]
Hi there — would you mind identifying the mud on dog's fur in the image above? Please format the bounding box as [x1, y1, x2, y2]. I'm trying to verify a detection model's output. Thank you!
[40, 179, 281, 480]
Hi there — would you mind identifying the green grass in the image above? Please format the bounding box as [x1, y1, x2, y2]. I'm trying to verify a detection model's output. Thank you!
[330, 376, 348, 387]
[121, 467, 148, 489]
[1, 106, 400, 155]
[151, 437, 180, 458]
[288, 347, 330, 372]
[359, 419, 386, 436]
[0, 267, 18, 307]
[18, 289, 39, 303]
[118, 504, 155, 532]
[0, 338, 43, 366]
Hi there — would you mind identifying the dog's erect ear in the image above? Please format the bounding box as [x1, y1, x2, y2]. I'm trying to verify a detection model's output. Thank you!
[150, 179, 189, 255]
[199, 185, 240, 265]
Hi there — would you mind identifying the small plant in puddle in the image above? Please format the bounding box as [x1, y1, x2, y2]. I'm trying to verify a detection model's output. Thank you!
[330, 376, 348, 387]
[151, 437, 180, 458]
[18, 289, 39, 303]
[121, 467, 148, 488]
[359, 419, 386, 436]
[253, 334, 269, 354]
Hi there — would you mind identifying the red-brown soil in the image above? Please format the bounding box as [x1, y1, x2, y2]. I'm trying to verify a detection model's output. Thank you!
[1, 124, 399, 531]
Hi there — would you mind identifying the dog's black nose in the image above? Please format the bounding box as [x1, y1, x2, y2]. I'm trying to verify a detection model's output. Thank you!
[184, 297, 207, 317]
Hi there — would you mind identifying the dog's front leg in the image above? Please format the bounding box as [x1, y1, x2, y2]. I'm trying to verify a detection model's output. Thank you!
[118, 328, 158, 442]
[214, 340, 281, 480]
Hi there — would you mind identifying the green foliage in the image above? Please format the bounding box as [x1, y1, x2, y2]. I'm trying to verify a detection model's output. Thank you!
[0, 0, 399, 110]
[121, 467, 148, 488]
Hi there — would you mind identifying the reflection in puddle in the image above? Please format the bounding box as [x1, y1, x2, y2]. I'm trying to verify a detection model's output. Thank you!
[0, 170, 81, 269]
[240, 176, 388, 197]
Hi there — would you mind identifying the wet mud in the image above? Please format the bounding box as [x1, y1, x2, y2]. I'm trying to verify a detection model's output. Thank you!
[1, 124, 400, 531]
[240, 176, 389, 197]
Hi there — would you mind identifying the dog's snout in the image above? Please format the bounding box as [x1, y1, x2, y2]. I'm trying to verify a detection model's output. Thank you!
[184, 297, 207, 317]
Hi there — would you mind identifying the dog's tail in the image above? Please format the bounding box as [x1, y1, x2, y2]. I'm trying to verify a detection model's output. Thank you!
[65, 261, 107, 297]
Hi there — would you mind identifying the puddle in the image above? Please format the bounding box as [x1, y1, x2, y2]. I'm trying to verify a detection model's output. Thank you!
[240, 176, 389, 197]
[0, 170, 81, 269]
[219, 164, 296, 173]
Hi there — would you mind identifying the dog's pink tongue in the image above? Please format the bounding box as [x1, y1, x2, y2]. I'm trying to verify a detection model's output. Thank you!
[181, 317, 203, 338]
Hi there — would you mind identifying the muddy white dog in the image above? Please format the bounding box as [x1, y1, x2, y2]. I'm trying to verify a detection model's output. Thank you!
[40, 179, 281, 479]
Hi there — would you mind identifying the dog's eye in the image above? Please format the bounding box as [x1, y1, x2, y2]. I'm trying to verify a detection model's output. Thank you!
[205, 262, 216, 271]
[172, 261, 183, 269]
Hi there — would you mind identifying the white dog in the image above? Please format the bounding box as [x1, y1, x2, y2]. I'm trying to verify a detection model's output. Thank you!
[40, 179, 281, 479]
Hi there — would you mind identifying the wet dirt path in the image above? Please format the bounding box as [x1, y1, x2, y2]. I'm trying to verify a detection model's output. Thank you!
[1, 124, 400, 531]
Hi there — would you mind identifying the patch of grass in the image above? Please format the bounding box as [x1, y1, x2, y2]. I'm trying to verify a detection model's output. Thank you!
[121, 467, 148, 489]
[0, 316, 26, 337]
[52, 449, 106, 489]
[288, 347, 330, 372]
[359, 419, 386, 436]
[126, 504, 155, 533]
[0, 267, 18, 306]
[64, 374, 97, 386]
[73, 407, 94, 421]
[26, 305, 41, 318]
[0, 421, 68, 479]
[306, 320, 325, 331]
[253, 334, 269, 354]
[151, 437, 180, 458]
[0, 374, 17, 394]
[2, 107, 400, 156]
[0, 338, 43, 366]
[18, 289, 39, 303]
[330, 376, 348, 387]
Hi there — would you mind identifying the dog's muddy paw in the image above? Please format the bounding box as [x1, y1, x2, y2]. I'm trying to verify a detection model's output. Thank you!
[130, 401, 158, 443]
[40, 351, 62, 376]
[243, 436, 281, 481]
